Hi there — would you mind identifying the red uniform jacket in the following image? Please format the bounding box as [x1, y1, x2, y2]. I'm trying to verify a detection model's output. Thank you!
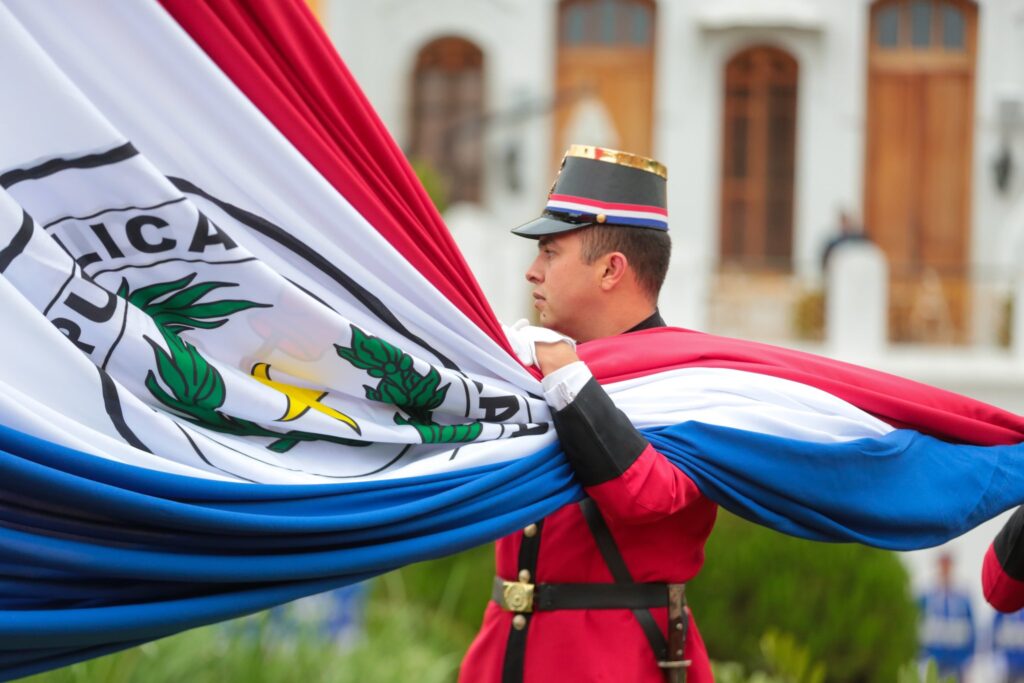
[460, 365, 718, 682]
[983, 505, 1024, 612]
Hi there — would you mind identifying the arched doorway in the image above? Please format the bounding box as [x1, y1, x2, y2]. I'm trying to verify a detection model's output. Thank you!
[719, 46, 799, 270]
[409, 37, 485, 206]
[864, 0, 977, 342]
[553, 0, 656, 167]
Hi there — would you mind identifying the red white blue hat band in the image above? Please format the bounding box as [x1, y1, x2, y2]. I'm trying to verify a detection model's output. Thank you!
[512, 146, 669, 237]
[546, 193, 669, 231]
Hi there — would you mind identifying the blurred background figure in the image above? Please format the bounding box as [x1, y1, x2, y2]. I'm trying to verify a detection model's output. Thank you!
[994, 608, 1024, 683]
[919, 553, 977, 681]
[820, 208, 871, 274]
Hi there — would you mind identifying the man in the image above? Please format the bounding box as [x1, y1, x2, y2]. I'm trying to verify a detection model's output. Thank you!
[459, 145, 716, 682]
[820, 208, 870, 274]
[993, 605, 1024, 683]
[918, 553, 976, 681]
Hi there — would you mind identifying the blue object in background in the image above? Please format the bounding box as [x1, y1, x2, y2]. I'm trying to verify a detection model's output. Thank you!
[993, 609, 1024, 682]
[918, 587, 976, 680]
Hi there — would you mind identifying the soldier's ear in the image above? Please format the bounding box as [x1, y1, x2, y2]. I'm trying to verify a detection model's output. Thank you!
[599, 252, 629, 291]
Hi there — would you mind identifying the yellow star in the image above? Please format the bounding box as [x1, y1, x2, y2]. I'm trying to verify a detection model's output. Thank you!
[250, 362, 360, 434]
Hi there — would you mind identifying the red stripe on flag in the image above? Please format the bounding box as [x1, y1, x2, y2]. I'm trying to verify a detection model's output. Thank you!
[158, 0, 514, 357]
[580, 327, 1024, 446]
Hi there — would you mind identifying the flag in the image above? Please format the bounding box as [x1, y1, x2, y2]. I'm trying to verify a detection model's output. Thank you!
[2, 0, 1024, 678]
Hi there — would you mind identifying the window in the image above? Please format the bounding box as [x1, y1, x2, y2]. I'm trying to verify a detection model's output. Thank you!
[720, 47, 799, 269]
[559, 0, 653, 46]
[871, 0, 970, 52]
[409, 37, 485, 205]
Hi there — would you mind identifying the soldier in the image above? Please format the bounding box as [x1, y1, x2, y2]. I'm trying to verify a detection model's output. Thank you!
[459, 145, 716, 682]
[919, 553, 976, 681]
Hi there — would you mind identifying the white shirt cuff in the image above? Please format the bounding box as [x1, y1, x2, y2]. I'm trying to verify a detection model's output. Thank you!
[540, 361, 593, 411]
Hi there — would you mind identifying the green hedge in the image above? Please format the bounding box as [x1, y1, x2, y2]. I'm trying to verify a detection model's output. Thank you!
[690, 510, 917, 682]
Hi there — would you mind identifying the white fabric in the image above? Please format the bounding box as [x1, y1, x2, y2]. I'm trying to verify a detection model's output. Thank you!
[0, 1, 892, 488]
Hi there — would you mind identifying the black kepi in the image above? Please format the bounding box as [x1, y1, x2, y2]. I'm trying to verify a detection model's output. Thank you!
[512, 144, 668, 238]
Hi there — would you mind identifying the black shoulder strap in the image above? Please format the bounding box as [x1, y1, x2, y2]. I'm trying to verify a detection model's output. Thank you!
[501, 519, 544, 683]
[579, 497, 667, 660]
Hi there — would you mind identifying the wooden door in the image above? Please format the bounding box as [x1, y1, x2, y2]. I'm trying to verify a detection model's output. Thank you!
[553, 0, 655, 168]
[864, 0, 977, 342]
[719, 47, 798, 270]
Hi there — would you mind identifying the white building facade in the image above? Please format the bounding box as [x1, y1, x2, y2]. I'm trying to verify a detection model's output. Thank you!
[325, 0, 1024, 347]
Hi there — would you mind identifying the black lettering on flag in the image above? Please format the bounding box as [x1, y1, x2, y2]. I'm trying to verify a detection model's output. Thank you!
[51, 319, 96, 354]
[126, 215, 175, 254]
[65, 288, 117, 323]
[75, 251, 102, 269]
[481, 395, 519, 422]
[511, 423, 549, 438]
[89, 222, 125, 259]
[0, 210, 33, 273]
[188, 213, 237, 253]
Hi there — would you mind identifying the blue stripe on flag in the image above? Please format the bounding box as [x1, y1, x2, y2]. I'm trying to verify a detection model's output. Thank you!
[646, 420, 1024, 550]
[5, 417, 1024, 677]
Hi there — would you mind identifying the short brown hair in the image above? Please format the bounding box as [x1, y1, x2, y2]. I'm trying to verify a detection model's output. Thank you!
[578, 225, 671, 300]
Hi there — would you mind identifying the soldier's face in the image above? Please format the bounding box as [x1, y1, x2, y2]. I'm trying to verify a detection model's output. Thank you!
[524, 230, 603, 339]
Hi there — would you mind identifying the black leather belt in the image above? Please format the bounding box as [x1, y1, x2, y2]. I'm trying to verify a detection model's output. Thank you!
[492, 576, 674, 612]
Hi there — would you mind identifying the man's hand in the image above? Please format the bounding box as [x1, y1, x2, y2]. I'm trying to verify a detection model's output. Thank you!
[502, 319, 576, 370]
[534, 341, 579, 376]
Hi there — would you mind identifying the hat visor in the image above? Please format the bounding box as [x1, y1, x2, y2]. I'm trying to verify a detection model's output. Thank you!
[511, 215, 590, 239]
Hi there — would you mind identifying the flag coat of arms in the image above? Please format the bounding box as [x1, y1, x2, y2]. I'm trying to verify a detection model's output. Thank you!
[2, 0, 1024, 678]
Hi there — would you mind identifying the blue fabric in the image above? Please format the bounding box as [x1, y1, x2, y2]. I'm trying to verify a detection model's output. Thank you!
[4, 419, 1024, 679]
[645, 421, 1024, 550]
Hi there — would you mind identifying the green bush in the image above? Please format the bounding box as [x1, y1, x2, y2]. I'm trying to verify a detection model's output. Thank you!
[690, 511, 917, 683]
[713, 629, 826, 683]
[371, 542, 494, 634]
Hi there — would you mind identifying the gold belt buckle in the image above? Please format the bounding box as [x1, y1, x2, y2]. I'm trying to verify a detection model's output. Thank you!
[502, 580, 534, 613]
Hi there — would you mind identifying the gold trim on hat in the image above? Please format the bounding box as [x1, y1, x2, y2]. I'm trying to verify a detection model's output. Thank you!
[564, 144, 668, 180]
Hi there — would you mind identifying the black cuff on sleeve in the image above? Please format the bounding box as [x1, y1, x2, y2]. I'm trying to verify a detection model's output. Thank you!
[551, 377, 648, 487]
[995, 505, 1024, 580]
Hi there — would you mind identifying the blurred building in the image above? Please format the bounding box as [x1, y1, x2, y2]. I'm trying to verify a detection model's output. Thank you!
[325, 0, 1024, 347]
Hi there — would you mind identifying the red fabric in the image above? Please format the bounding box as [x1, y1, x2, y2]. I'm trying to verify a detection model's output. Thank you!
[460, 446, 717, 682]
[983, 543, 1024, 613]
[579, 327, 1024, 446]
[158, 0, 512, 354]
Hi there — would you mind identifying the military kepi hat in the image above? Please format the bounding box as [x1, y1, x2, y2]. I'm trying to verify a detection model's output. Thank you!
[512, 144, 668, 238]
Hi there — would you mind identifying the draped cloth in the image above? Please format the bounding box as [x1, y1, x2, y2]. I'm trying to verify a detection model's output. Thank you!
[1, 1, 1023, 679]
